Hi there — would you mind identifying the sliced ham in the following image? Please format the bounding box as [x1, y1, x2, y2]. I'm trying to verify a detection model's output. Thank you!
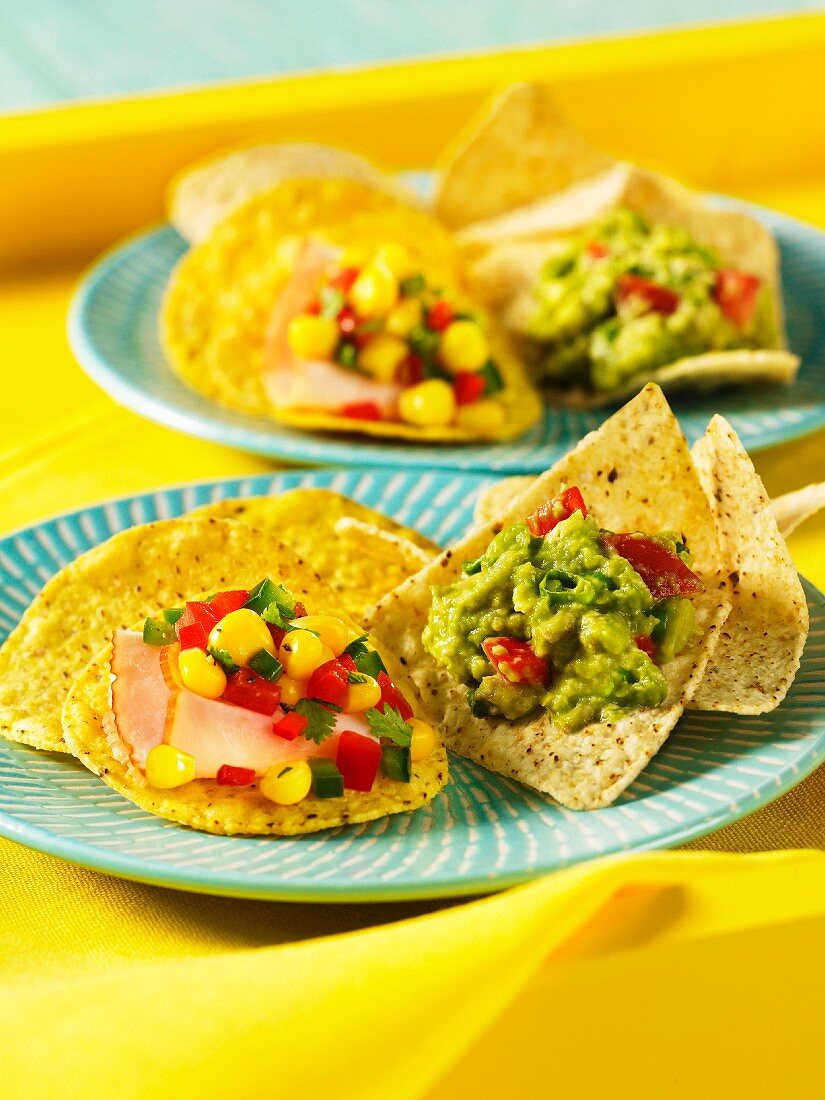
[262, 239, 402, 416]
[109, 631, 377, 779]
[110, 630, 172, 769]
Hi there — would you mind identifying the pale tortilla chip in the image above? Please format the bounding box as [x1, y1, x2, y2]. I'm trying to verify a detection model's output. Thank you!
[190, 489, 438, 617]
[456, 158, 797, 405]
[60, 529, 446, 836]
[168, 142, 416, 244]
[367, 385, 730, 810]
[433, 84, 613, 229]
[689, 416, 808, 714]
[771, 482, 825, 539]
[161, 179, 541, 442]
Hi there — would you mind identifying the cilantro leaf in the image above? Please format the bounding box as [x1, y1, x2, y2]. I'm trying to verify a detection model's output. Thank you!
[347, 670, 369, 684]
[293, 699, 337, 744]
[366, 706, 413, 747]
[344, 634, 370, 660]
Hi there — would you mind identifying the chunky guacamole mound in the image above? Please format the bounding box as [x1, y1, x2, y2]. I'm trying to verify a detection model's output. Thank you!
[525, 209, 775, 393]
[422, 511, 697, 730]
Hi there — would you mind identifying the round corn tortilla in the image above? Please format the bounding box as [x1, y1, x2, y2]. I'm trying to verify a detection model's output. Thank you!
[367, 384, 731, 811]
[168, 141, 417, 244]
[161, 178, 541, 443]
[60, 528, 446, 836]
[0, 493, 434, 755]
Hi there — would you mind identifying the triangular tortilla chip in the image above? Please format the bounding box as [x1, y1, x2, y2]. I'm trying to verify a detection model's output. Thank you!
[689, 416, 808, 714]
[771, 481, 825, 539]
[367, 385, 730, 810]
[433, 83, 613, 229]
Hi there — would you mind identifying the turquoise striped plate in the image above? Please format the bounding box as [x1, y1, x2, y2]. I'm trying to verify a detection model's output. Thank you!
[68, 200, 825, 473]
[1, 469, 823, 901]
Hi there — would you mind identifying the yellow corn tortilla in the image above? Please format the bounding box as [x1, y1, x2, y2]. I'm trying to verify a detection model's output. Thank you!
[444, 86, 797, 405]
[161, 178, 541, 442]
[367, 385, 730, 810]
[689, 416, 808, 714]
[190, 489, 438, 618]
[433, 83, 614, 230]
[60, 528, 446, 836]
[168, 141, 417, 244]
[0, 493, 434, 755]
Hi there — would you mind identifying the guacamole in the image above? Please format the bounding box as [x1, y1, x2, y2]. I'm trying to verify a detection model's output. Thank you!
[422, 503, 700, 731]
[525, 209, 774, 393]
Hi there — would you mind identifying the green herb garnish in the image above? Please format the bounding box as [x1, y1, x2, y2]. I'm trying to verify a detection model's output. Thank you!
[366, 706, 412, 747]
[293, 699, 337, 744]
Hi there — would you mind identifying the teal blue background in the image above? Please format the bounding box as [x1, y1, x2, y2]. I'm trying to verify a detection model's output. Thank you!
[0, 1, 820, 112]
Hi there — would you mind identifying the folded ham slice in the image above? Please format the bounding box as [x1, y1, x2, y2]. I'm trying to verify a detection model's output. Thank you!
[262, 240, 402, 416]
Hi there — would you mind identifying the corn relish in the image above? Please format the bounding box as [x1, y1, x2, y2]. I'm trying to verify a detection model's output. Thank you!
[285, 242, 506, 427]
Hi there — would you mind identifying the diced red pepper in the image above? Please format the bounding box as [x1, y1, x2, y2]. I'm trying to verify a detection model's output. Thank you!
[273, 712, 307, 742]
[616, 274, 679, 316]
[305, 297, 321, 315]
[341, 401, 382, 421]
[222, 670, 282, 716]
[307, 658, 350, 708]
[336, 730, 382, 792]
[376, 671, 413, 720]
[338, 653, 357, 672]
[713, 270, 761, 327]
[267, 623, 286, 650]
[207, 589, 249, 621]
[586, 240, 609, 259]
[526, 487, 588, 537]
[175, 601, 219, 650]
[353, 328, 376, 350]
[482, 637, 548, 687]
[453, 371, 486, 406]
[216, 764, 256, 786]
[634, 634, 657, 660]
[337, 306, 358, 335]
[396, 353, 424, 386]
[293, 602, 307, 619]
[329, 266, 360, 293]
[603, 534, 704, 600]
[427, 300, 455, 332]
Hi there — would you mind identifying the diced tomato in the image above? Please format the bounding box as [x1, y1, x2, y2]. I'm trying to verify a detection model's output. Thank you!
[713, 270, 761, 327]
[616, 274, 679, 316]
[634, 634, 657, 660]
[396, 353, 424, 386]
[273, 712, 307, 742]
[175, 601, 219, 650]
[586, 240, 609, 259]
[223, 670, 282, 716]
[293, 602, 307, 619]
[603, 534, 704, 600]
[376, 671, 413, 720]
[482, 637, 548, 687]
[526, 486, 588, 537]
[427, 300, 454, 332]
[329, 266, 360, 293]
[208, 589, 249, 621]
[336, 730, 382, 792]
[453, 371, 486, 406]
[267, 623, 286, 650]
[337, 306, 358, 335]
[216, 764, 256, 786]
[308, 659, 350, 708]
[341, 401, 382, 421]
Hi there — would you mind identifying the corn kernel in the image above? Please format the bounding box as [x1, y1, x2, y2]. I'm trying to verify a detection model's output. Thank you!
[339, 245, 368, 268]
[439, 320, 489, 372]
[297, 614, 350, 656]
[287, 314, 339, 359]
[145, 744, 196, 789]
[358, 335, 408, 382]
[345, 675, 382, 713]
[409, 718, 437, 762]
[208, 608, 275, 669]
[385, 297, 423, 338]
[455, 400, 506, 434]
[178, 647, 227, 700]
[398, 379, 456, 428]
[260, 759, 312, 805]
[374, 242, 414, 278]
[278, 629, 326, 680]
[279, 675, 307, 707]
[349, 262, 398, 318]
